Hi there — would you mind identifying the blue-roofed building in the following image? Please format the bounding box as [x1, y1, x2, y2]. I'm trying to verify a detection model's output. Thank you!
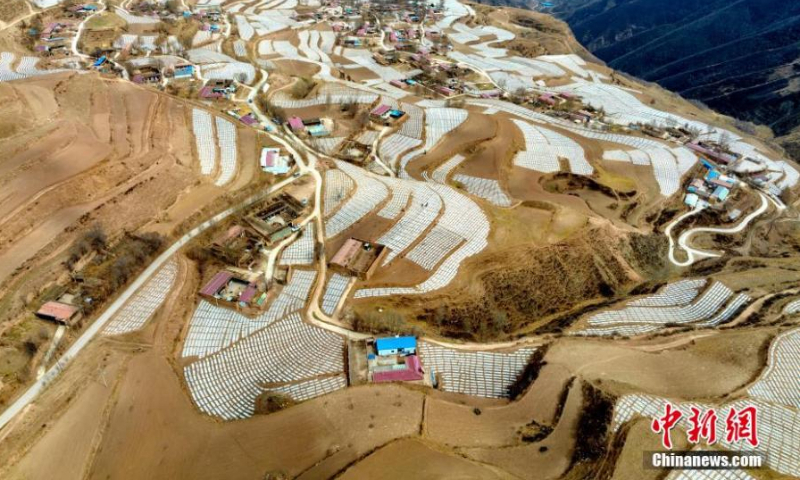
[712, 186, 730, 202]
[375, 336, 417, 356]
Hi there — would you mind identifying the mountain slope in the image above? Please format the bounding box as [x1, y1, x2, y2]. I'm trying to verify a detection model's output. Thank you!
[476, 0, 800, 156]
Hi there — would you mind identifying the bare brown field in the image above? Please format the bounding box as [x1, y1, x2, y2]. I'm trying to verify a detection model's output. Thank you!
[339, 438, 513, 479]
[426, 363, 574, 448]
[459, 379, 584, 480]
[0, 72, 263, 410]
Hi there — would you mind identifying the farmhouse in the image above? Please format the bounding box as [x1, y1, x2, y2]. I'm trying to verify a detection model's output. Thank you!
[200, 79, 236, 100]
[329, 238, 389, 280]
[369, 105, 406, 126]
[199, 271, 263, 308]
[260, 148, 292, 175]
[247, 194, 307, 243]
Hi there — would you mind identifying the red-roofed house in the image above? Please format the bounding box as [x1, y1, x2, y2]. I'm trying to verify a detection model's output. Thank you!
[288, 116, 306, 132]
[199, 270, 262, 309]
[36, 301, 81, 326]
[260, 148, 291, 175]
[369, 104, 391, 122]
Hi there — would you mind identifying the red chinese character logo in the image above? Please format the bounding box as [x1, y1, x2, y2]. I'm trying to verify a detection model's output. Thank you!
[725, 405, 759, 447]
[687, 406, 718, 445]
[651, 402, 683, 449]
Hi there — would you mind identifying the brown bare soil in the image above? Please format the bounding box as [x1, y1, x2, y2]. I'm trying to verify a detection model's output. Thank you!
[0, 72, 261, 409]
[339, 438, 512, 479]
[0, 0, 27, 24]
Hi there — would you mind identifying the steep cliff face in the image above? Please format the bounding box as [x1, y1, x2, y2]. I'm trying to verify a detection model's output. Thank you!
[474, 0, 800, 158]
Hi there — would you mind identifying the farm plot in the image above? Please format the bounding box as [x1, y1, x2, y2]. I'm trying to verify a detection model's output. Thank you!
[233, 40, 248, 58]
[309, 31, 331, 63]
[398, 108, 468, 176]
[114, 7, 160, 25]
[538, 54, 589, 78]
[342, 48, 406, 82]
[214, 118, 238, 186]
[279, 224, 316, 266]
[319, 31, 336, 54]
[273, 40, 301, 60]
[628, 279, 706, 307]
[201, 62, 256, 84]
[449, 51, 548, 78]
[473, 41, 509, 58]
[310, 136, 345, 155]
[270, 83, 378, 109]
[0, 52, 70, 82]
[103, 261, 178, 335]
[113, 34, 138, 50]
[785, 299, 800, 315]
[355, 183, 489, 296]
[324, 161, 389, 238]
[436, 0, 473, 29]
[511, 119, 561, 173]
[257, 40, 273, 55]
[552, 80, 707, 131]
[376, 179, 412, 219]
[192, 109, 217, 175]
[573, 281, 750, 337]
[376, 182, 443, 264]
[452, 174, 512, 207]
[379, 103, 424, 166]
[192, 30, 215, 47]
[379, 135, 422, 168]
[297, 30, 319, 61]
[182, 270, 317, 359]
[612, 395, 800, 478]
[183, 313, 345, 420]
[324, 168, 355, 216]
[138, 36, 157, 51]
[404, 228, 464, 270]
[666, 470, 755, 480]
[399, 103, 424, 138]
[748, 328, 800, 408]
[472, 96, 690, 195]
[356, 130, 379, 146]
[473, 96, 690, 173]
[509, 57, 566, 77]
[268, 375, 347, 401]
[430, 154, 465, 184]
[511, 119, 592, 175]
[449, 23, 481, 44]
[489, 71, 534, 92]
[420, 342, 536, 398]
[320, 273, 351, 316]
[248, 11, 298, 36]
[235, 15, 255, 41]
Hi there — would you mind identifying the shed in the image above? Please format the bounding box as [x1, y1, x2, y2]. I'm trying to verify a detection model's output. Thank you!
[288, 116, 306, 132]
[36, 301, 80, 326]
[376, 336, 417, 356]
[370, 104, 391, 117]
[200, 271, 234, 296]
